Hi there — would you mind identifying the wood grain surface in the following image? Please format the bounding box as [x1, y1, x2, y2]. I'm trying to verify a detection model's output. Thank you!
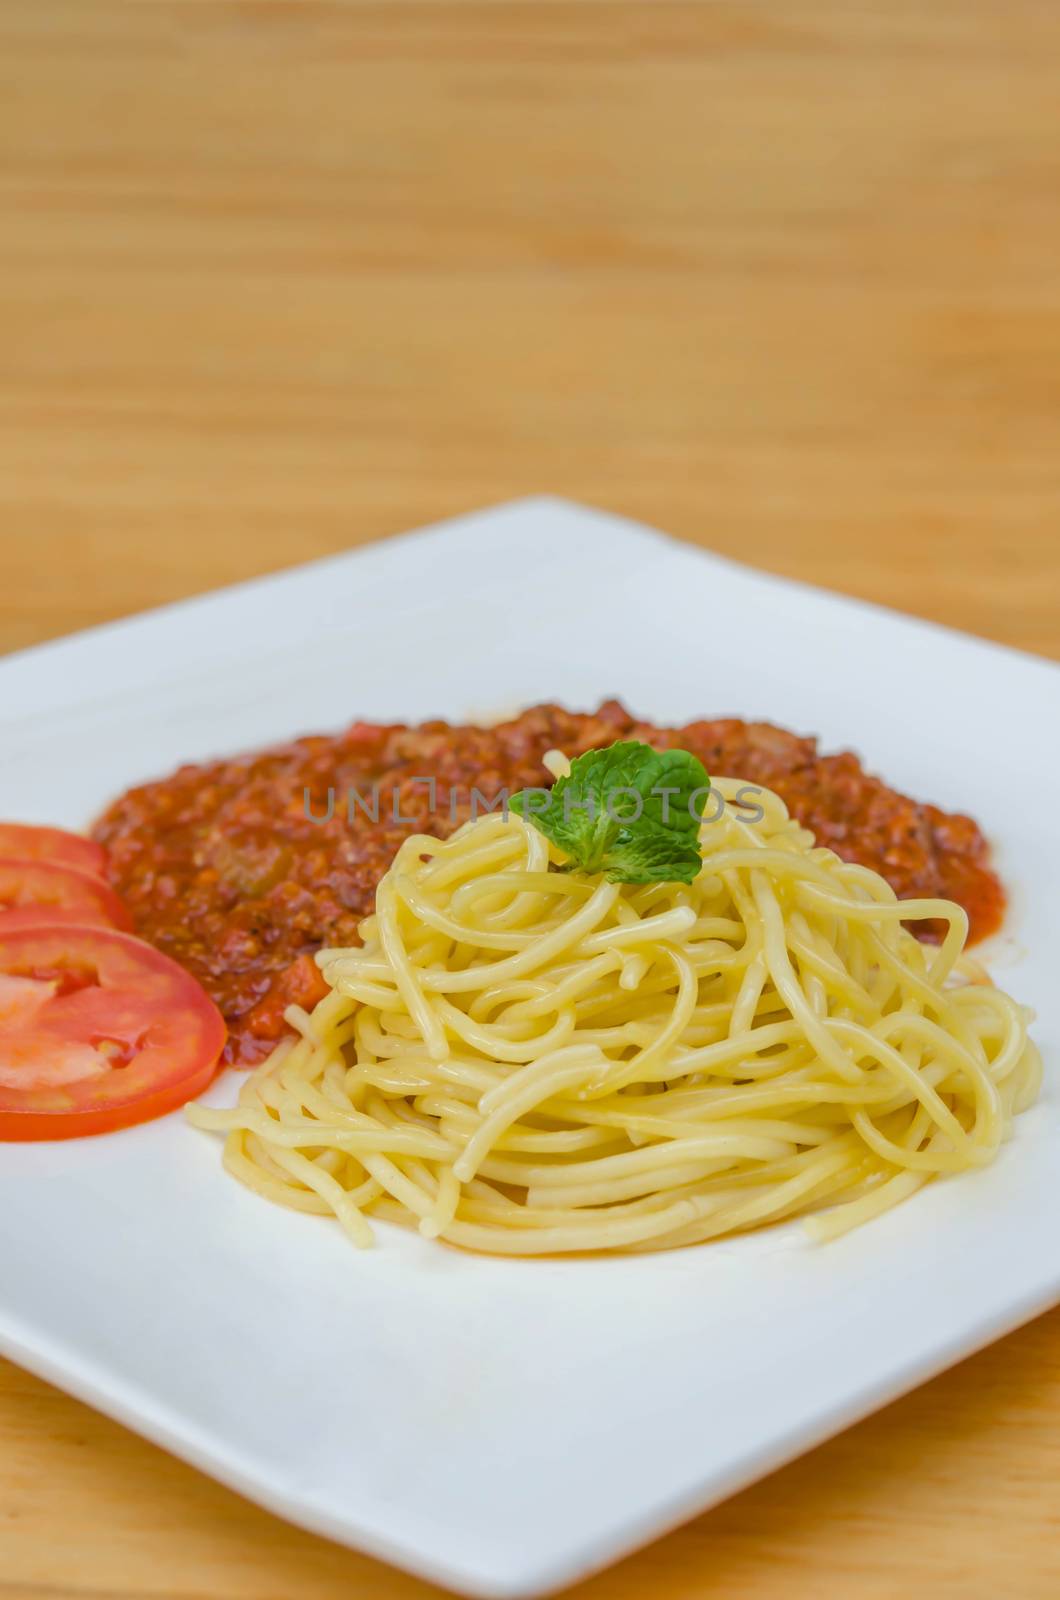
[2, 3, 1059, 1598]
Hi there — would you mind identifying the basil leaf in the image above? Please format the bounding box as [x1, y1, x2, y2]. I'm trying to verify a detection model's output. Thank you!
[511, 741, 710, 885]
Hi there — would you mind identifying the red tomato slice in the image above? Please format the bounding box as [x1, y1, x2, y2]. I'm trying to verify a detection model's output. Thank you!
[0, 926, 226, 1140]
[0, 859, 132, 933]
[0, 823, 108, 882]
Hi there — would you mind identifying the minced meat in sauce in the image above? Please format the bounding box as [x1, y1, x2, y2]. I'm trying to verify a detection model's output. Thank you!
[91, 700, 1004, 1063]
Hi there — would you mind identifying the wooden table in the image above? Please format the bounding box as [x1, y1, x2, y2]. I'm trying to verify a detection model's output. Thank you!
[3, 4, 1059, 1597]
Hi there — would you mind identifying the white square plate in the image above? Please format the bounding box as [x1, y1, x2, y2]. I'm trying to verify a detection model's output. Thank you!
[2, 498, 1058, 1598]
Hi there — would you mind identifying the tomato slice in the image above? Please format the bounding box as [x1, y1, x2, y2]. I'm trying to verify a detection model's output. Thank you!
[0, 823, 108, 881]
[0, 926, 226, 1139]
[0, 859, 132, 933]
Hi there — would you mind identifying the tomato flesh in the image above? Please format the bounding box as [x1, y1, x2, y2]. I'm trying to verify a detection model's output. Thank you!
[0, 859, 132, 933]
[0, 927, 226, 1139]
[0, 824, 108, 881]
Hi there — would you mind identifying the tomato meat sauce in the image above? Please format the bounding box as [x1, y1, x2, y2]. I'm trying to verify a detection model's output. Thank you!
[92, 700, 1005, 1065]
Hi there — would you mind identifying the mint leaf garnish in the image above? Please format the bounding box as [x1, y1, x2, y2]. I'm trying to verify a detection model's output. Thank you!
[511, 740, 710, 885]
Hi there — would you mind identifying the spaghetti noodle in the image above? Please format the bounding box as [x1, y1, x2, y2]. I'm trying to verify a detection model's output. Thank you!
[188, 776, 1039, 1254]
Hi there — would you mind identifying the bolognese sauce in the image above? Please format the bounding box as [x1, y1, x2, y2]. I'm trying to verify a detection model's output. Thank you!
[92, 700, 1004, 1063]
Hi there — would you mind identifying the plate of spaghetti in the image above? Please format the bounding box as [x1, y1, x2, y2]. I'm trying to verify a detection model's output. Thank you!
[0, 499, 1058, 1597]
[188, 756, 1038, 1256]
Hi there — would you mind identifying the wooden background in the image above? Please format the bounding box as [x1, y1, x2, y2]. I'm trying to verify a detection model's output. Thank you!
[2, 3, 1059, 1597]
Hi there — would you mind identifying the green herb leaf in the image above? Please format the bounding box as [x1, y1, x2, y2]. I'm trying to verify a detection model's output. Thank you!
[511, 740, 710, 884]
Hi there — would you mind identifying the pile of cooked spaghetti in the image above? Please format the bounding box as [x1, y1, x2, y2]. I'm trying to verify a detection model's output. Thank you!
[189, 776, 1040, 1255]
